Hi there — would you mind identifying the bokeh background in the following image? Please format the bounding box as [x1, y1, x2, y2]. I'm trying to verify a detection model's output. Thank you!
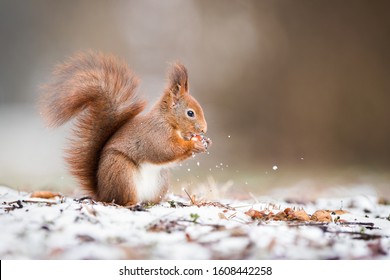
[1, 0, 389, 199]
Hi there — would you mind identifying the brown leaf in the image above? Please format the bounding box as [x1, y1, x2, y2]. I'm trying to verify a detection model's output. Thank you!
[291, 209, 310, 222]
[185, 233, 193, 242]
[273, 210, 287, 221]
[30, 191, 61, 199]
[218, 212, 228, 220]
[284, 207, 294, 216]
[229, 227, 247, 237]
[378, 197, 390, 205]
[327, 209, 349, 215]
[311, 210, 332, 222]
[76, 234, 95, 242]
[245, 209, 266, 220]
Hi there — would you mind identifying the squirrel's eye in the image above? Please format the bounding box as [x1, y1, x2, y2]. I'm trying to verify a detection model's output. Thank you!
[186, 110, 195, 118]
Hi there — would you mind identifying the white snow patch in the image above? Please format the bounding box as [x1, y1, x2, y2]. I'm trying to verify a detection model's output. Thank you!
[1, 185, 389, 260]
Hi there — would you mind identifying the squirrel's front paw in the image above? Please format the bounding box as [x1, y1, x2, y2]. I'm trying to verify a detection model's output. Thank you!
[191, 134, 211, 153]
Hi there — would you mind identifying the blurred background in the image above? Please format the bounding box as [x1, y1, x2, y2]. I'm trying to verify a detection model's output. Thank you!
[1, 0, 389, 199]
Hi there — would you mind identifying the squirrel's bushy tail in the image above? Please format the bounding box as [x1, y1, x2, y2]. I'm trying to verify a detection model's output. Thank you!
[40, 51, 145, 195]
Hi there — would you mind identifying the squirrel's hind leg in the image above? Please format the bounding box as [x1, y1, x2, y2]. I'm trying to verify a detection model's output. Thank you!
[97, 150, 138, 206]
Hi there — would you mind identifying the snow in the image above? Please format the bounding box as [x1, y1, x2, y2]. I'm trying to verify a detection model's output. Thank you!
[0, 185, 389, 259]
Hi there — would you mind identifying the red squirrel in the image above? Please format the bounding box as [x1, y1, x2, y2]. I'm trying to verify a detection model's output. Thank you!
[40, 51, 211, 205]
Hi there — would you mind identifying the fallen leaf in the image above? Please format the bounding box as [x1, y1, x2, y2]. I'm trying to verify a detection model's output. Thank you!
[229, 227, 247, 237]
[76, 234, 95, 242]
[378, 197, 390, 205]
[311, 210, 332, 222]
[218, 212, 228, 220]
[245, 209, 266, 220]
[273, 211, 287, 221]
[291, 209, 310, 222]
[185, 233, 193, 242]
[327, 209, 349, 215]
[284, 208, 294, 216]
[30, 191, 61, 199]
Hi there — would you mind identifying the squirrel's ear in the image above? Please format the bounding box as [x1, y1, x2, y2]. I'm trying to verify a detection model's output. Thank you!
[168, 62, 189, 100]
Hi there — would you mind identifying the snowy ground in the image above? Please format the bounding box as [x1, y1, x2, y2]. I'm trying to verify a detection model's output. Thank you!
[0, 185, 389, 260]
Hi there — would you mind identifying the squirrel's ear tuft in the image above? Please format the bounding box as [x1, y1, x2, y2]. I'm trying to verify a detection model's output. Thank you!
[168, 62, 189, 98]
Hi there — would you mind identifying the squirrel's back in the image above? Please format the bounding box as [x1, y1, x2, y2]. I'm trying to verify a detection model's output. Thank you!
[40, 51, 146, 196]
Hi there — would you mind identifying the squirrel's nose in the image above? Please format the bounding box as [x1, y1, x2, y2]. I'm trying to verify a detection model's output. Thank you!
[196, 122, 207, 134]
[201, 122, 207, 134]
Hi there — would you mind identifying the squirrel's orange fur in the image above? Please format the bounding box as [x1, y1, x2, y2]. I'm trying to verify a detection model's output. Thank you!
[40, 51, 210, 205]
